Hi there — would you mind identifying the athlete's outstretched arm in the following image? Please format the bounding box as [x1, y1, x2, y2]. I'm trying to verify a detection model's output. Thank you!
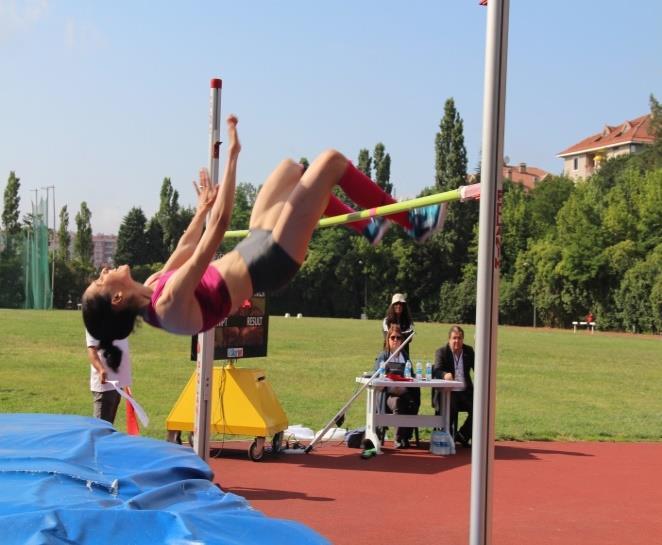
[153, 175, 218, 279]
[190, 114, 240, 267]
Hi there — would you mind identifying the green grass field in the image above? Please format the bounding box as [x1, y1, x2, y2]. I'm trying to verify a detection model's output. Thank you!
[1, 309, 660, 442]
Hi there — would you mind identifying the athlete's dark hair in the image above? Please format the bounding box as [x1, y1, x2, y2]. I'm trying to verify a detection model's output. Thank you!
[82, 293, 139, 370]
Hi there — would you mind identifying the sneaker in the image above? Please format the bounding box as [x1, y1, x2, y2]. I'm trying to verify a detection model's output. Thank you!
[362, 216, 391, 246]
[406, 204, 447, 243]
[394, 438, 410, 449]
[455, 429, 471, 448]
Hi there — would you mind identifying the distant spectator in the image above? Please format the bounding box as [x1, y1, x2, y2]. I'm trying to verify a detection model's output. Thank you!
[432, 325, 474, 448]
[585, 311, 595, 323]
[374, 324, 420, 449]
[85, 329, 132, 424]
[382, 293, 414, 357]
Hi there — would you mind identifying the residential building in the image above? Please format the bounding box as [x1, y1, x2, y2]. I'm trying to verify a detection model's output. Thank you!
[92, 234, 117, 268]
[502, 162, 550, 191]
[557, 114, 654, 180]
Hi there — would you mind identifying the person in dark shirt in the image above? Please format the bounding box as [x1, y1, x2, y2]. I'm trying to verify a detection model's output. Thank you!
[432, 325, 474, 447]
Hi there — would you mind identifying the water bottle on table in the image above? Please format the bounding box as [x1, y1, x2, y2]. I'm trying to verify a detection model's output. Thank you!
[415, 361, 422, 380]
[404, 360, 412, 379]
[379, 360, 386, 378]
[425, 360, 432, 381]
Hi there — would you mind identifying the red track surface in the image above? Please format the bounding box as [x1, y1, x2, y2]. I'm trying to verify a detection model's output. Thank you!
[209, 440, 662, 545]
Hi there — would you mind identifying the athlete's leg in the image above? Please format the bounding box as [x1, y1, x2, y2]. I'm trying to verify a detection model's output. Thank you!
[271, 149, 347, 263]
[324, 194, 367, 233]
[248, 159, 303, 231]
[337, 162, 411, 229]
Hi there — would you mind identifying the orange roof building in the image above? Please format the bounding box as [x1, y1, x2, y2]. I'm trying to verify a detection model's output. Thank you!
[502, 163, 550, 191]
[557, 114, 654, 180]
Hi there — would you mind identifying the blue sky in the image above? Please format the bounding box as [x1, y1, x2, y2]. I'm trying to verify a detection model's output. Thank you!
[1, 0, 660, 234]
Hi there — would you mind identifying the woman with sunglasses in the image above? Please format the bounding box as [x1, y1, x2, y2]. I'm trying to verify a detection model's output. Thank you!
[373, 324, 420, 449]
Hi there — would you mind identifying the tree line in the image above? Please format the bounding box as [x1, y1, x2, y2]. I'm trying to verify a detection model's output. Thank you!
[2, 97, 661, 332]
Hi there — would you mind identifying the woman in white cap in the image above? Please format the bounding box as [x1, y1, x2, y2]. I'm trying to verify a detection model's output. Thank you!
[382, 293, 414, 356]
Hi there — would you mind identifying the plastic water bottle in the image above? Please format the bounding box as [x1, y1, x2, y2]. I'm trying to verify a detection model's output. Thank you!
[425, 360, 432, 381]
[415, 361, 422, 380]
[404, 360, 412, 379]
[379, 360, 386, 378]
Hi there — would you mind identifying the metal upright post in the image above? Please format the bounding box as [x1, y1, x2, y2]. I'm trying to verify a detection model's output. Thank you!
[42, 185, 56, 309]
[193, 78, 222, 461]
[470, 1, 510, 545]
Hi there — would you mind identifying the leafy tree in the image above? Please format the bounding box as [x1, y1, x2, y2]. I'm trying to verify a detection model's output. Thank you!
[0, 172, 25, 307]
[231, 182, 257, 230]
[2, 171, 21, 235]
[158, 177, 180, 253]
[57, 205, 71, 262]
[433, 98, 476, 283]
[616, 244, 662, 333]
[144, 217, 167, 264]
[52, 258, 91, 309]
[172, 206, 195, 253]
[647, 93, 662, 166]
[74, 202, 93, 267]
[499, 181, 532, 277]
[527, 176, 574, 239]
[373, 143, 392, 194]
[437, 263, 477, 324]
[299, 157, 310, 171]
[357, 149, 372, 178]
[435, 98, 467, 191]
[115, 207, 148, 266]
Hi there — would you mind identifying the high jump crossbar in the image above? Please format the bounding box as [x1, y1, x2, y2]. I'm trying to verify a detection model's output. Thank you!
[222, 183, 481, 239]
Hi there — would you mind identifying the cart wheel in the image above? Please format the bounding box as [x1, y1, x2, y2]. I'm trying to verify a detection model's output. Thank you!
[272, 431, 284, 454]
[248, 437, 265, 462]
[166, 430, 182, 444]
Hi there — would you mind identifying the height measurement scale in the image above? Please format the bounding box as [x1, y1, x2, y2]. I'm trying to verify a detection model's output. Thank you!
[193, 78, 222, 460]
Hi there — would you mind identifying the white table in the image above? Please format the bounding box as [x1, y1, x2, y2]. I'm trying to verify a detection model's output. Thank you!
[356, 377, 464, 454]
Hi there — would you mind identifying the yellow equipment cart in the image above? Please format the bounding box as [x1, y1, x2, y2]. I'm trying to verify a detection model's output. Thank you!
[166, 363, 288, 461]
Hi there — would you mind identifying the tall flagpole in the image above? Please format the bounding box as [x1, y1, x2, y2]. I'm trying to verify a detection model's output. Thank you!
[470, 1, 509, 544]
[193, 78, 222, 460]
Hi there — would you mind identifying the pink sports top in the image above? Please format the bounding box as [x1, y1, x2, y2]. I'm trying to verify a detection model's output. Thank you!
[143, 266, 232, 333]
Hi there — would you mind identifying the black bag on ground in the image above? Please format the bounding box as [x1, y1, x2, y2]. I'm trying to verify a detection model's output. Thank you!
[345, 427, 365, 449]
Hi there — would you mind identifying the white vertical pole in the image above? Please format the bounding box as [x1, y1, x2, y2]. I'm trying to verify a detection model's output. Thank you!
[470, 1, 509, 545]
[193, 78, 222, 461]
[51, 186, 55, 309]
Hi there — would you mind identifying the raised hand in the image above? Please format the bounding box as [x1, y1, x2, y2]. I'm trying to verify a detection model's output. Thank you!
[192, 168, 218, 213]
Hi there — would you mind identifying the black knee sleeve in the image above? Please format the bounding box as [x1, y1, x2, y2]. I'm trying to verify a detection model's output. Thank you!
[235, 229, 301, 293]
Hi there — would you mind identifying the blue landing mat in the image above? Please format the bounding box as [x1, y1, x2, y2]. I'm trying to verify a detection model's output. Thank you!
[0, 413, 328, 545]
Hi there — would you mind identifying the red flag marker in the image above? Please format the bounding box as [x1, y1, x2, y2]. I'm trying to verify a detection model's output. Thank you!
[125, 386, 140, 435]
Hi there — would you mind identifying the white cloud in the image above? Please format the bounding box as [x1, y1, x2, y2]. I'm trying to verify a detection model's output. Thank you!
[0, 0, 49, 42]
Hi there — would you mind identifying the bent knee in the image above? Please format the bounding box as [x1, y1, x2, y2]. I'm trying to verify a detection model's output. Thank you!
[273, 158, 303, 177]
[313, 149, 347, 175]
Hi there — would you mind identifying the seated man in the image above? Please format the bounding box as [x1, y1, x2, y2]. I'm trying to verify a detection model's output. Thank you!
[374, 324, 420, 449]
[432, 325, 474, 447]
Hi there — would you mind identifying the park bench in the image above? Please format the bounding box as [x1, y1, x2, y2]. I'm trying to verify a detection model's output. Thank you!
[572, 321, 596, 333]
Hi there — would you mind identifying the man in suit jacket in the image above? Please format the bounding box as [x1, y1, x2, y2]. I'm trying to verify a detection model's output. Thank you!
[432, 325, 474, 447]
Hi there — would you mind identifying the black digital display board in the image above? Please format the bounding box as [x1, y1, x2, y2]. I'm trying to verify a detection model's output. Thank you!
[191, 291, 268, 360]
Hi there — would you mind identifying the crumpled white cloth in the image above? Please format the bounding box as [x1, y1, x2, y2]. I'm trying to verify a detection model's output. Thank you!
[106, 381, 149, 427]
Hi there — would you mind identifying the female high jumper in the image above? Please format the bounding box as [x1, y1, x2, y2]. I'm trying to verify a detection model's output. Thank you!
[82, 115, 444, 365]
